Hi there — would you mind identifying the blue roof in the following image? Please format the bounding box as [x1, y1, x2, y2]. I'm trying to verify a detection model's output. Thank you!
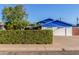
[37, 18, 73, 27]
[37, 18, 54, 24]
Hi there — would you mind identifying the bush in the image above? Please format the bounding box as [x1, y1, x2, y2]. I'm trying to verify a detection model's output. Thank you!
[0, 30, 53, 44]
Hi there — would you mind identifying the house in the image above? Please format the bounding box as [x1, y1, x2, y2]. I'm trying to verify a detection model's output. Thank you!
[37, 18, 79, 36]
[0, 22, 5, 30]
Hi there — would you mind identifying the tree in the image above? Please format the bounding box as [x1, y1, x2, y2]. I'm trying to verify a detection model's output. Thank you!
[2, 5, 27, 21]
[4, 20, 29, 30]
[12, 20, 29, 30]
[2, 5, 29, 30]
[4, 21, 13, 30]
[2, 7, 13, 22]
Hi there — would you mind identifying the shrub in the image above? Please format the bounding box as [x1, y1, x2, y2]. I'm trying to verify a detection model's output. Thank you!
[0, 30, 53, 44]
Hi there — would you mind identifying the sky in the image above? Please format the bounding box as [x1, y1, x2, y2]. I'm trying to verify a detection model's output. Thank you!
[0, 4, 79, 25]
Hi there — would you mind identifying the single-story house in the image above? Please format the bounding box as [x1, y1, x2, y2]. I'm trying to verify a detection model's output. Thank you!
[37, 18, 79, 36]
[0, 22, 5, 30]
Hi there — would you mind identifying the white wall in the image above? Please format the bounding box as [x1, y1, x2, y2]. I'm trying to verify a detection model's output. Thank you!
[66, 27, 72, 36]
[53, 27, 65, 36]
[42, 27, 72, 36]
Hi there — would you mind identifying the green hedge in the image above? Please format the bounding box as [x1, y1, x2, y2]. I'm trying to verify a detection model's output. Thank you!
[0, 30, 53, 44]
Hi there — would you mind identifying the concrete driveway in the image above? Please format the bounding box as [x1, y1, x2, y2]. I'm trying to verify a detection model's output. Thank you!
[53, 36, 79, 50]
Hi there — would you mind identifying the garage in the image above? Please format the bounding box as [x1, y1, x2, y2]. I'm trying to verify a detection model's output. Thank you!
[37, 18, 73, 36]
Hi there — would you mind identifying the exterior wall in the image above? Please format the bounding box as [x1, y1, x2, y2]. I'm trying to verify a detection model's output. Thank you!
[42, 27, 72, 36]
[72, 27, 79, 35]
[0, 22, 5, 30]
[42, 27, 52, 30]
[66, 27, 72, 36]
[0, 25, 5, 30]
[53, 27, 65, 36]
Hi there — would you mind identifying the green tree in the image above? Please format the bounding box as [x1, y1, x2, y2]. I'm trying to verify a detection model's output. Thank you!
[2, 5, 29, 30]
[5, 20, 29, 30]
[12, 20, 29, 30]
[2, 5, 27, 21]
[2, 7, 13, 21]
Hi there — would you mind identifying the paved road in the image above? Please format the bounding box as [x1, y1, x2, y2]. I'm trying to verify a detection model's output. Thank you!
[1, 51, 79, 55]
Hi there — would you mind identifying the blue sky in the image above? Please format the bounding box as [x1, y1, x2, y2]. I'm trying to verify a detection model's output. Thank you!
[0, 4, 79, 25]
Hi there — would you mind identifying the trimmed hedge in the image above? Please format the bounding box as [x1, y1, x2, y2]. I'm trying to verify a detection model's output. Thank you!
[0, 30, 53, 44]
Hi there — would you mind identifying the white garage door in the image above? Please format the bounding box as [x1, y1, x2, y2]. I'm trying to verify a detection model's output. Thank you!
[53, 27, 72, 36]
[42, 27, 72, 36]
